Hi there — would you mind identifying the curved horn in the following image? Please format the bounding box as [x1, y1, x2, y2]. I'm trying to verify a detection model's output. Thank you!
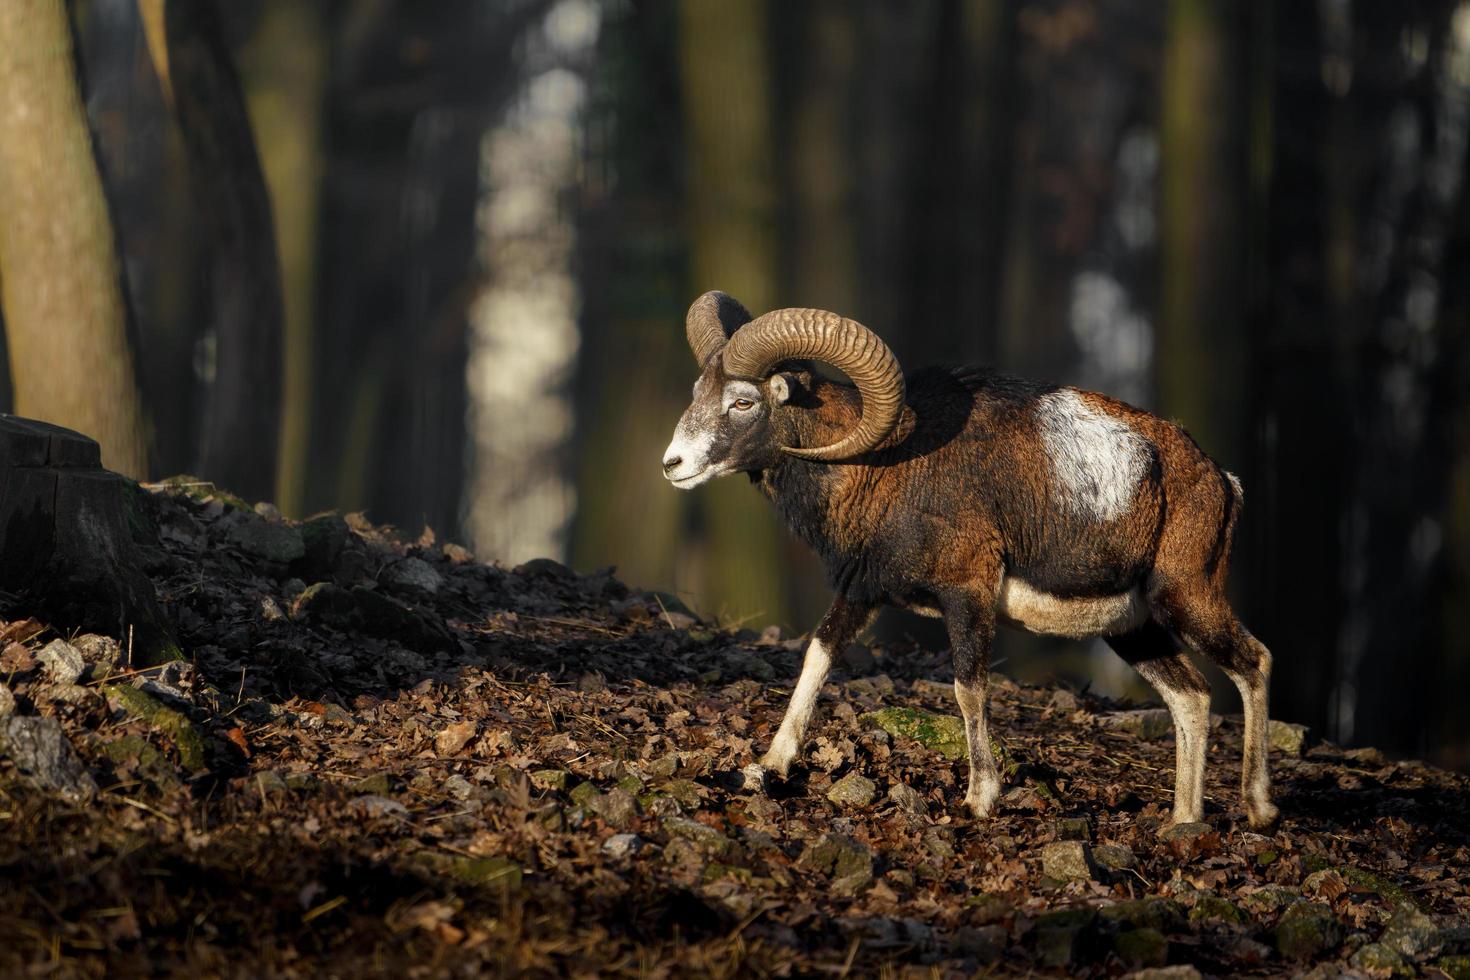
[685, 291, 752, 367]
[721, 308, 905, 461]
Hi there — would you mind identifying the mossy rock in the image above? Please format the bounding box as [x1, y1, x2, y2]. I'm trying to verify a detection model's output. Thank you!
[863, 707, 968, 759]
[1114, 927, 1169, 967]
[155, 474, 250, 513]
[103, 684, 207, 771]
[1189, 895, 1248, 925]
[101, 734, 182, 791]
[1436, 954, 1470, 980]
[449, 855, 522, 889]
[1273, 901, 1343, 960]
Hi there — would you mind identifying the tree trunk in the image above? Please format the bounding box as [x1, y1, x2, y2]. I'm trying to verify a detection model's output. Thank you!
[677, 0, 789, 627]
[0, 0, 148, 478]
[140, 0, 284, 503]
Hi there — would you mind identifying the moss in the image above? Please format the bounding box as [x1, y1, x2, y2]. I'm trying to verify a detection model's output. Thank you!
[449, 856, 522, 889]
[1436, 955, 1470, 980]
[103, 684, 207, 771]
[862, 707, 969, 759]
[155, 475, 251, 513]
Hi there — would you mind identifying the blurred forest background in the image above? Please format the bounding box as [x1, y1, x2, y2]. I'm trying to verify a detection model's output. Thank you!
[0, 0, 1467, 770]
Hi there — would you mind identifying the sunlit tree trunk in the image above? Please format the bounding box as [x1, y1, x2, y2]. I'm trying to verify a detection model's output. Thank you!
[239, 1, 327, 518]
[1158, 0, 1245, 464]
[0, 0, 148, 477]
[677, 0, 789, 626]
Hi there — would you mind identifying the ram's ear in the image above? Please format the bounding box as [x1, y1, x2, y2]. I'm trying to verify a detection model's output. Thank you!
[767, 372, 802, 406]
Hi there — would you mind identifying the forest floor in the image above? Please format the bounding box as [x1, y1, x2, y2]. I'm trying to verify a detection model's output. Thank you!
[0, 482, 1468, 978]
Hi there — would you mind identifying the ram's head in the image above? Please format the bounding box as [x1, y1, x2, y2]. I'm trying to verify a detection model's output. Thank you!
[661, 291, 906, 488]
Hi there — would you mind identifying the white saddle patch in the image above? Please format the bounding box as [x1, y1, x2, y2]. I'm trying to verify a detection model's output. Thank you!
[997, 576, 1147, 639]
[1035, 390, 1149, 522]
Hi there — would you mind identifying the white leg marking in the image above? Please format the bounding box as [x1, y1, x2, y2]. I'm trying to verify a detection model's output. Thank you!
[955, 681, 1001, 818]
[760, 638, 832, 777]
[1226, 639, 1278, 827]
[1155, 682, 1210, 825]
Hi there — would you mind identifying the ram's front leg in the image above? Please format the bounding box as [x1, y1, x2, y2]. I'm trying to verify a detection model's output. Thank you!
[940, 584, 1001, 818]
[744, 595, 876, 790]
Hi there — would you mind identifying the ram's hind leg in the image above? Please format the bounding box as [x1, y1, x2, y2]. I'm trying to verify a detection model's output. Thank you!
[1157, 593, 1278, 828]
[1107, 621, 1211, 825]
[746, 596, 876, 789]
[940, 586, 1001, 818]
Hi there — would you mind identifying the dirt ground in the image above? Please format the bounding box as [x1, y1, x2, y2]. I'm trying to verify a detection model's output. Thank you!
[0, 480, 1467, 978]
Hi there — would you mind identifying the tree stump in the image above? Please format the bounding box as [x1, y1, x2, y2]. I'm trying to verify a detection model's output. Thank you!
[0, 415, 179, 665]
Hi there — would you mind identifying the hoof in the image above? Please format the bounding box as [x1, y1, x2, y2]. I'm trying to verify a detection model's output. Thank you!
[740, 763, 770, 794]
[1247, 801, 1280, 830]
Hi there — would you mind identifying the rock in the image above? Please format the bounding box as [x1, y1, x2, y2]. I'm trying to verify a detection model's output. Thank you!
[530, 769, 569, 791]
[352, 773, 392, 795]
[36, 639, 86, 684]
[253, 770, 289, 795]
[799, 833, 873, 886]
[1346, 745, 1388, 766]
[1268, 719, 1310, 756]
[1093, 843, 1138, 873]
[1437, 955, 1470, 980]
[1160, 821, 1219, 857]
[515, 557, 575, 579]
[1033, 908, 1097, 969]
[603, 833, 643, 859]
[590, 787, 639, 827]
[1101, 899, 1187, 934]
[1189, 895, 1248, 925]
[351, 794, 408, 818]
[846, 674, 896, 698]
[434, 720, 477, 757]
[662, 816, 735, 857]
[70, 634, 122, 675]
[1102, 709, 1174, 741]
[1049, 689, 1081, 712]
[1114, 928, 1169, 967]
[441, 775, 480, 802]
[887, 782, 927, 817]
[0, 715, 97, 802]
[862, 706, 968, 759]
[1351, 942, 1412, 975]
[227, 520, 305, 563]
[826, 771, 877, 807]
[450, 856, 521, 888]
[0, 683, 13, 718]
[104, 683, 207, 771]
[1239, 885, 1302, 917]
[950, 924, 1006, 961]
[384, 557, 444, 596]
[965, 893, 1013, 925]
[1055, 816, 1091, 841]
[1273, 901, 1344, 960]
[296, 513, 351, 578]
[1381, 902, 1442, 959]
[1040, 840, 1097, 881]
[1123, 968, 1201, 980]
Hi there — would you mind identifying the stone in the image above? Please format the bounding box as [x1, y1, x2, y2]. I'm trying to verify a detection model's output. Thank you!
[227, 520, 305, 563]
[1049, 689, 1081, 712]
[1239, 885, 1302, 917]
[1114, 928, 1169, 967]
[296, 512, 351, 579]
[1033, 908, 1097, 969]
[965, 893, 1013, 925]
[104, 683, 207, 771]
[384, 557, 444, 596]
[1436, 955, 1470, 980]
[0, 682, 13, 719]
[1268, 720, 1310, 756]
[71, 634, 122, 674]
[826, 771, 877, 807]
[36, 639, 86, 684]
[530, 769, 569, 791]
[862, 706, 968, 759]
[887, 782, 927, 817]
[1160, 821, 1217, 850]
[1102, 709, 1174, 741]
[1381, 902, 1442, 959]
[1273, 901, 1344, 960]
[449, 856, 521, 888]
[590, 787, 639, 828]
[351, 794, 408, 818]
[950, 924, 1006, 961]
[1189, 895, 1248, 925]
[0, 715, 97, 802]
[603, 833, 643, 859]
[1055, 816, 1091, 841]
[799, 833, 873, 885]
[1122, 968, 1201, 980]
[1093, 843, 1138, 873]
[662, 815, 735, 857]
[1100, 899, 1186, 934]
[1350, 942, 1412, 975]
[1041, 840, 1097, 881]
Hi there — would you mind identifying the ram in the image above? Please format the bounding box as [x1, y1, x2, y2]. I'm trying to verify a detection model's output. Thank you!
[662, 291, 1277, 829]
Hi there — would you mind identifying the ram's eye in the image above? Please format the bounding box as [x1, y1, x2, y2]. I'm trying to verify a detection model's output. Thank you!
[731, 398, 755, 411]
